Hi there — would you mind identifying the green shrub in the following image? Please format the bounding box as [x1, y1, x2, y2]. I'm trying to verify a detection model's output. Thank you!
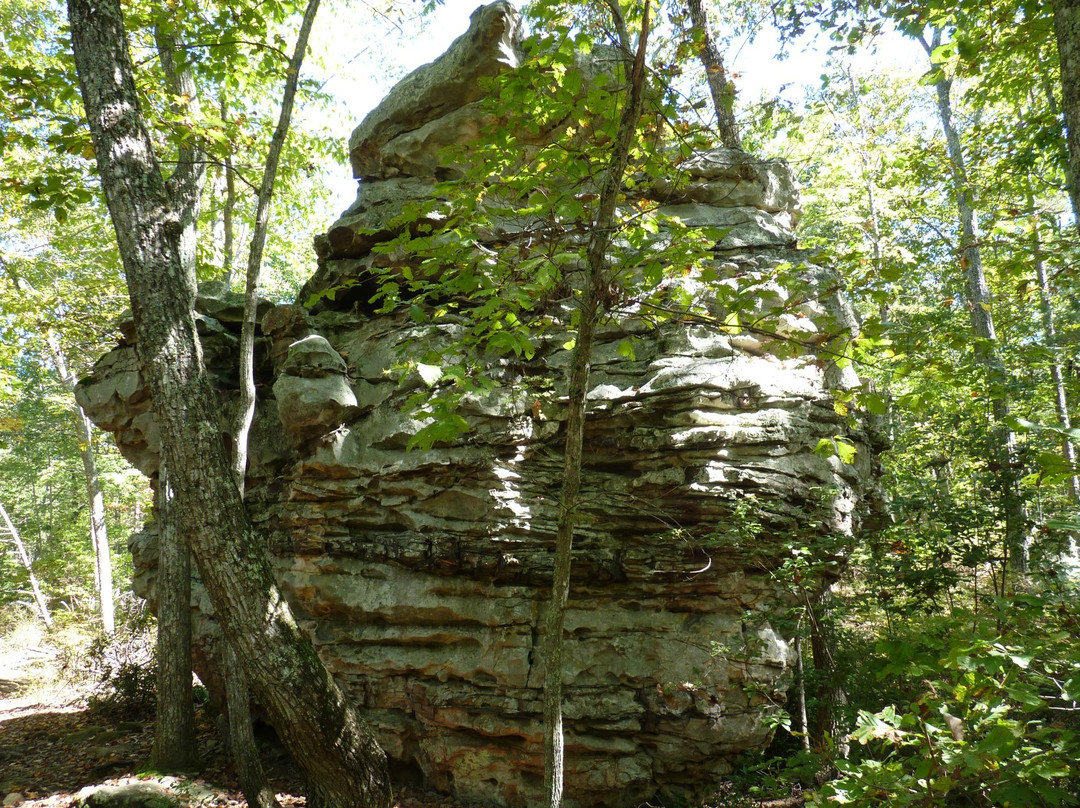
[809, 630, 1080, 807]
[84, 594, 157, 718]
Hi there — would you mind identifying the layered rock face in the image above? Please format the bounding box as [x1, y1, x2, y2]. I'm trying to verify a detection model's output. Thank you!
[77, 5, 876, 807]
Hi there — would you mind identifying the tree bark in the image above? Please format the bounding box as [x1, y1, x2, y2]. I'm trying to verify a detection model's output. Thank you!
[542, 6, 652, 806]
[154, 20, 204, 293]
[46, 334, 115, 635]
[152, 461, 198, 772]
[807, 598, 848, 757]
[922, 29, 1026, 571]
[794, 635, 811, 752]
[222, 97, 237, 287]
[0, 498, 53, 628]
[67, 3, 391, 806]
[685, 0, 740, 149]
[1052, 0, 1080, 225]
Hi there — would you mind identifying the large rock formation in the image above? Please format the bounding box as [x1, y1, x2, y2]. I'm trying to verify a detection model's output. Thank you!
[77, 5, 877, 807]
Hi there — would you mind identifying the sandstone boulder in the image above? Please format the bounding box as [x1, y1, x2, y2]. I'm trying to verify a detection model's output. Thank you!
[75, 4, 879, 806]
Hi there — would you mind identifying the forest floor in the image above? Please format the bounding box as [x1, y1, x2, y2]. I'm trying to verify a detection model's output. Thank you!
[0, 621, 803, 808]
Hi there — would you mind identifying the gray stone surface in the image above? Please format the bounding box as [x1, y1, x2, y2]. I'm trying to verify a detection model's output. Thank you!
[75, 782, 178, 808]
[274, 335, 358, 446]
[347, 1, 523, 180]
[647, 147, 801, 214]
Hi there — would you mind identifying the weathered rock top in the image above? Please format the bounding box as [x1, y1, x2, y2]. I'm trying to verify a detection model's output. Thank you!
[348, 1, 523, 180]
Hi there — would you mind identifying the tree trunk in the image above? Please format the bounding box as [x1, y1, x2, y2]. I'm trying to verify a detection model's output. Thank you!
[685, 0, 740, 149]
[232, 0, 320, 495]
[1030, 211, 1080, 504]
[222, 96, 237, 287]
[226, 4, 318, 801]
[0, 498, 53, 628]
[794, 634, 811, 752]
[1052, 0, 1080, 224]
[152, 461, 198, 772]
[46, 335, 115, 635]
[808, 599, 848, 757]
[225, 644, 282, 808]
[151, 17, 203, 775]
[923, 29, 1026, 571]
[67, 3, 392, 806]
[154, 20, 204, 293]
[542, 6, 652, 806]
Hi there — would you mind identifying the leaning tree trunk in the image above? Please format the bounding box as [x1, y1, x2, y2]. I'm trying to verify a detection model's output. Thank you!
[151, 17, 203, 773]
[923, 29, 1026, 571]
[46, 335, 115, 635]
[685, 0, 740, 149]
[1052, 0, 1080, 224]
[67, 3, 392, 807]
[0, 498, 53, 629]
[542, 5, 652, 806]
[232, 0, 320, 496]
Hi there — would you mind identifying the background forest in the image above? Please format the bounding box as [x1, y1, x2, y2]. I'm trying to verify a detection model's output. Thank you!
[1, 0, 1079, 806]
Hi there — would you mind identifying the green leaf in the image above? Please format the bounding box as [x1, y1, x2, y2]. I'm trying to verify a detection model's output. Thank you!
[859, 391, 888, 415]
[407, 413, 469, 451]
[815, 437, 857, 464]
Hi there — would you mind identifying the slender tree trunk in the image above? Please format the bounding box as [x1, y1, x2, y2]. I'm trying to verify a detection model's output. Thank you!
[542, 6, 652, 806]
[226, 644, 282, 808]
[45, 335, 115, 635]
[222, 99, 237, 286]
[1052, 0, 1080, 224]
[794, 635, 811, 752]
[232, 0, 320, 496]
[1030, 211, 1080, 503]
[843, 68, 889, 327]
[152, 461, 198, 771]
[922, 29, 1026, 571]
[806, 596, 848, 758]
[1, 265, 111, 631]
[685, 0, 740, 149]
[67, 4, 391, 805]
[225, 6, 318, 803]
[155, 22, 204, 293]
[0, 498, 53, 628]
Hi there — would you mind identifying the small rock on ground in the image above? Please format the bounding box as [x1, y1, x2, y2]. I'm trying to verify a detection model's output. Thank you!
[75, 782, 178, 808]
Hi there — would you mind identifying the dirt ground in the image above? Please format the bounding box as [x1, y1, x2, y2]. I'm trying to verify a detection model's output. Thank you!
[0, 620, 474, 808]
